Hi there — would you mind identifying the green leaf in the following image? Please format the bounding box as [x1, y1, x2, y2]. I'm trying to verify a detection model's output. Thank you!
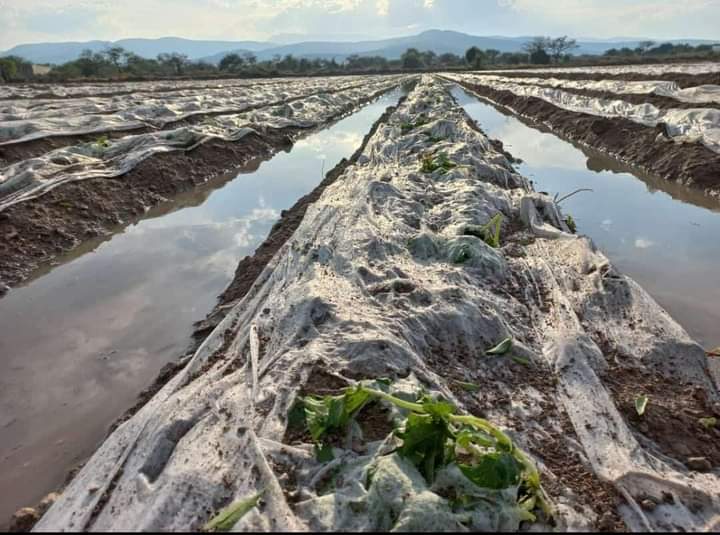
[486, 337, 512, 356]
[635, 395, 649, 416]
[458, 452, 522, 490]
[303, 385, 372, 442]
[511, 356, 531, 366]
[204, 491, 263, 532]
[699, 416, 717, 430]
[396, 412, 452, 483]
[315, 442, 335, 462]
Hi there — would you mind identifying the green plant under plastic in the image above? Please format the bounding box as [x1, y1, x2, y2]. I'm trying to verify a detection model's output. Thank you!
[299, 382, 551, 519]
[420, 151, 457, 174]
[464, 213, 503, 248]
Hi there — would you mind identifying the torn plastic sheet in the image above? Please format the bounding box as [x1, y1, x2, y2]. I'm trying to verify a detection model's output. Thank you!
[471, 74, 720, 105]
[35, 75, 720, 532]
[0, 76, 407, 211]
[445, 73, 720, 155]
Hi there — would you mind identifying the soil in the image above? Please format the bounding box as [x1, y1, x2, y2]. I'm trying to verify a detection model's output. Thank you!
[455, 80, 720, 196]
[485, 70, 720, 89]
[602, 364, 720, 470]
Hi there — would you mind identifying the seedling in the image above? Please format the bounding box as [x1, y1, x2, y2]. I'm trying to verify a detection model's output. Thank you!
[635, 395, 649, 416]
[420, 152, 457, 174]
[299, 381, 551, 519]
[464, 213, 503, 248]
[707, 347, 720, 357]
[203, 490, 263, 532]
[564, 215, 577, 234]
[94, 135, 110, 149]
[699, 416, 717, 430]
[400, 115, 430, 134]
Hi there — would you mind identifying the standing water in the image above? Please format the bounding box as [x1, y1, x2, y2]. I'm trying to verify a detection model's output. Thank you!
[453, 85, 720, 350]
[0, 88, 405, 526]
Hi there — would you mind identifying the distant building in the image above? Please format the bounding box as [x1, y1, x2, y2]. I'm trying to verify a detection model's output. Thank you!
[31, 64, 51, 75]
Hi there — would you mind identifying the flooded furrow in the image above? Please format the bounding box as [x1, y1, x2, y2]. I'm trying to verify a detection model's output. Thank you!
[453, 85, 720, 349]
[0, 88, 405, 526]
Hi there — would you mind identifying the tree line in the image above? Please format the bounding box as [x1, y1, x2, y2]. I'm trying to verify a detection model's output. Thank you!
[603, 40, 719, 58]
[0, 36, 717, 82]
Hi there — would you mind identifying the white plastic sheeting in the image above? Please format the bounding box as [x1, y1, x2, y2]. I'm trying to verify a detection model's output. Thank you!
[0, 77, 287, 100]
[473, 75, 720, 105]
[0, 76, 407, 210]
[34, 75, 720, 532]
[484, 62, 720, 76]
[446, 73, 720, 154]
[0, 76, 375, 145]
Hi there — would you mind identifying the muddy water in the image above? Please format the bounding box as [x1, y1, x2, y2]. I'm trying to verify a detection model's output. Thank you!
[453, 86, 720, 350]
[0, 88, 404, 526]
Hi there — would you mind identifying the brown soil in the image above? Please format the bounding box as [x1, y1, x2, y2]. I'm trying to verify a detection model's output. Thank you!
[0, 128, 298, 291]
[455, 81, 720, 196]
[602, 364, 720, 470]
[424, 336, 626, 531]
[486, 70, 720, 89]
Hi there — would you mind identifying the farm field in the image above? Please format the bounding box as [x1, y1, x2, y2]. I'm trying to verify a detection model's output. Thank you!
[2, 66, 720, 531]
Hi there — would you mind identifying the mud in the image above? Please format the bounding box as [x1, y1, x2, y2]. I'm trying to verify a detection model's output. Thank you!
[484, 70, 720, 89]
[456, 81, 720, 196]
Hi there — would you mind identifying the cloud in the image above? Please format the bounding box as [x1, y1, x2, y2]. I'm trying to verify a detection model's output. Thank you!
[1, 0, 718, 50]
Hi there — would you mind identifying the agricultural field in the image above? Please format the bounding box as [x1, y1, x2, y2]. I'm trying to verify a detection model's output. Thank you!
[2, 66, 720, 532]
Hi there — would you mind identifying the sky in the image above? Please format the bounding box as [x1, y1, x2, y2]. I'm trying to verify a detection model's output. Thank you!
[1, 0, 719, 49]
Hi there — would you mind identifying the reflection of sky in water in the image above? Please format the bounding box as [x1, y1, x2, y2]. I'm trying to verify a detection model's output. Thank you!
[453, 86, 720, 349]
[0, 88, 404, 523]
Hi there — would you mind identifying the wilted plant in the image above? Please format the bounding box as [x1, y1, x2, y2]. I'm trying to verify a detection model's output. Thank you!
[297, 380, 551, 519]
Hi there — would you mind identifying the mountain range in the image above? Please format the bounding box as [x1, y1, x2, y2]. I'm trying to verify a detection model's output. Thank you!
[1, 30, 716, 65]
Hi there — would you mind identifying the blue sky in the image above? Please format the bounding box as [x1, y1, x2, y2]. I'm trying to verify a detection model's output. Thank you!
[1, 0, 718, 49]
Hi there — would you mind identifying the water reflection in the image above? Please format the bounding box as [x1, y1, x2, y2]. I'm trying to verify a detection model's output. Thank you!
[453, 85, 720, 349]
[0, 88, 404, 525]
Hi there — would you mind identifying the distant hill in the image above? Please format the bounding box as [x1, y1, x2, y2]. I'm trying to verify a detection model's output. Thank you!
[2, 30, 716, 65]
[0, 37, 273, 64]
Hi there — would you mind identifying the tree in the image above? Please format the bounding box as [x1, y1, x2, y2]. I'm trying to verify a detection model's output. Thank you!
[242, 52, 257, 66]
[485, 48, 501, 64]
[103, 46, 126, 69]
[219, 53, 244, 71]
[638, 40, 656, 55]
[546, 36, 578, 63]
[464, 46, 485, 68]
[0, 57, 18, 81]
[157, 53, 189, 75]
[523, 37, 552, 64]
[438, 53, 462, 66]
[401, 48, 423, 69]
